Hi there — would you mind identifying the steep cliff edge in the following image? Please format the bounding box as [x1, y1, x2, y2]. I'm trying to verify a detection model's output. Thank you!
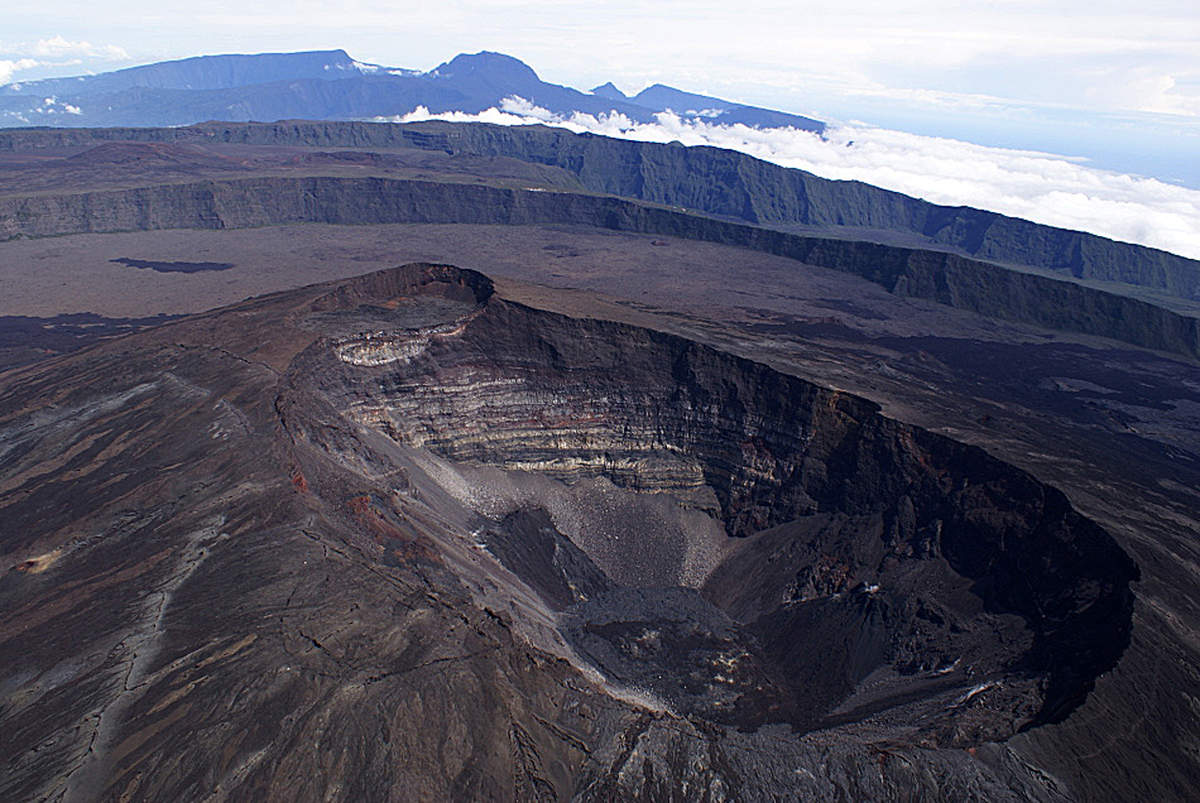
[2, 174, 1197, 360]
[3, 120, 1195, 298]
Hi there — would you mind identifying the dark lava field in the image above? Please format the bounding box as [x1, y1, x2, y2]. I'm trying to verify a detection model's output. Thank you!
[0, 122, 1197, 801]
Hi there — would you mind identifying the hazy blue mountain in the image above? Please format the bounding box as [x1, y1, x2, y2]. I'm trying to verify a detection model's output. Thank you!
[0, 50, 385, 97]
[0, 49, 824, 133]
[591, 81, 629, 101]
[418, 52, 662, 120]
[633, 83, 824, 131]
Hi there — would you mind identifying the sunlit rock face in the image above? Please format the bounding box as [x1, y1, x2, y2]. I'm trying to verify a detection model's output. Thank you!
[308, 264, 1137, 744]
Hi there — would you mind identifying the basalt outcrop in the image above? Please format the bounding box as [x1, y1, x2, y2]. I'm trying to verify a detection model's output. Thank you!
[0, 264, 1140, 800]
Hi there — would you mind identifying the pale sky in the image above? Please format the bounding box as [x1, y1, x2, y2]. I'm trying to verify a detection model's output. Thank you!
[2, 1, 1198, 184]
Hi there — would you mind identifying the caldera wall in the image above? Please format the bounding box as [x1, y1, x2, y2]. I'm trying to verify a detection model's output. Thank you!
[2, 175, 1197, 360]
[3, 120, 1197, 299]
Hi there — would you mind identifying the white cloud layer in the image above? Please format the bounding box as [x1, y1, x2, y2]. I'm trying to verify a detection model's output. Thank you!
[0, 58, 40, 85]
[29, 35, 129, 61]
[0, 36, 131, 86]
[384, 98, 1200, 261]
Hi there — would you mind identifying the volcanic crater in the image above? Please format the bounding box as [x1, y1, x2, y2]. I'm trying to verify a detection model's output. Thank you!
[293, 263, 1138, 745]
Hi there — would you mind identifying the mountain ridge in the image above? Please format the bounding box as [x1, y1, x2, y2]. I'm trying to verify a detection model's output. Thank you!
[0, 49, 825, 133]
[0, 49, 367, 96]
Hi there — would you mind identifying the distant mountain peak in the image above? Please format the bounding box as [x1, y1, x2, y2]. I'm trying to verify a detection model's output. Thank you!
[633, 84, 729, 110]
[429, 51, 539, 82]
[591, 81, 627, 101]
[147, 48, 357, 71]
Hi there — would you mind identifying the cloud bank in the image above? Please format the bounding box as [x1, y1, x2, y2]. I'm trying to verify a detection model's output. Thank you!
[383, 97, 1200, 262]
[0, 36, 130, 85]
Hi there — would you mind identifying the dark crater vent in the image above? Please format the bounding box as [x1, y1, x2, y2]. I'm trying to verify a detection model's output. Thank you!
[302, 263, 1138, 746]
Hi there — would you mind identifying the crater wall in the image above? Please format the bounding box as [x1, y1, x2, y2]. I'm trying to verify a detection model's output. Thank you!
[298, 265, 1139, 740]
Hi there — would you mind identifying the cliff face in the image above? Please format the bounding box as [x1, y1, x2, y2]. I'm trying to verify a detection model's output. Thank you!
[2, 120, 1195, 298]
[3, 174, 1197, 360]
[0, 264, 1140, 799]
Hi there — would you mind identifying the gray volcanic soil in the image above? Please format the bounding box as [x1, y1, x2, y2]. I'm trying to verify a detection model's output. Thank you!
[4, 221, 1184, 343]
